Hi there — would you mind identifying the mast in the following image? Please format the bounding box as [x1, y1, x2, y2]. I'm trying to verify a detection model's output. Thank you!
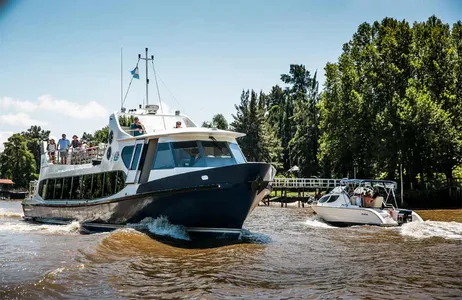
[139, 47, 154, 105]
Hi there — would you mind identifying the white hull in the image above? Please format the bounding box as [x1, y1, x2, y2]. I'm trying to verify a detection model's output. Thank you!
[311, 205, 422, 226]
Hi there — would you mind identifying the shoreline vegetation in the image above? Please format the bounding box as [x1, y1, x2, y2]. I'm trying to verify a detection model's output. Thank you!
[1, 15, 461, 208]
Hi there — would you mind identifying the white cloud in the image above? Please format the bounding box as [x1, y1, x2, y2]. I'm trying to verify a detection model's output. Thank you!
[0, 96, 37, 112]
[37, 95, 108, 119]
[0, 112, 47, 127]
[0, 95, 108, 120]
[0, 131, 14, 152]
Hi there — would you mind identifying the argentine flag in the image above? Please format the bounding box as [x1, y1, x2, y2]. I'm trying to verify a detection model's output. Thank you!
[131, 67, 140, 79]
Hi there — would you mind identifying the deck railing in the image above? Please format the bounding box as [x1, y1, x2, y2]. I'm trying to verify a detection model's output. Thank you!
[45, 146, 107, 166]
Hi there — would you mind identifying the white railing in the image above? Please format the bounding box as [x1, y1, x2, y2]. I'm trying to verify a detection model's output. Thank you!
[45, 146, 107, 165]
[270, 178, 343, 189]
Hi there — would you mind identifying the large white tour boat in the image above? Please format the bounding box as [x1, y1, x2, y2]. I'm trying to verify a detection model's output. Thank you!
[310, 179, 423, 226]
[21, 49, 276, 239]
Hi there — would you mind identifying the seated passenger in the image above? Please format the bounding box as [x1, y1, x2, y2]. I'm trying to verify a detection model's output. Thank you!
[189, 148, 201, 166]
[175, 121, 182, 128]
[130, 117, 146, 136]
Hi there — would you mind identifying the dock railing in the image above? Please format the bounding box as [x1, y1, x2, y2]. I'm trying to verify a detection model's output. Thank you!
[270, 178, 342, 190]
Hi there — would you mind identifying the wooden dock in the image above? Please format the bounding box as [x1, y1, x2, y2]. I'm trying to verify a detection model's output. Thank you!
[262, 178, 343, 207]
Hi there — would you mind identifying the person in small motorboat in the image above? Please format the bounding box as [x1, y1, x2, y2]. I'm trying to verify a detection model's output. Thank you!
[130, 117, 146, 136]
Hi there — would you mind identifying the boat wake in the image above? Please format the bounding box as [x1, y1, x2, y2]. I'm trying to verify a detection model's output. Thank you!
[304, 215, 335, 228]
[0, 220, 81, 234]
[400, 220, 462, 240]
[240, 229, 272, 244]
[0, 208, 23, 218]
[128, 216, 190, 241]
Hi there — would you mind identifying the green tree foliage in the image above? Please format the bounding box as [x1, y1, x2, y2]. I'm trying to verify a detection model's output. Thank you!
[318, 16, 462, 186]
[0, 134, 37, 188]
[201, 114, 229, 130]
[93, 126, 109, 144]
[212, 114, 229, 130]
[20, 126, 50, 173]
[231, 90, 282, 167]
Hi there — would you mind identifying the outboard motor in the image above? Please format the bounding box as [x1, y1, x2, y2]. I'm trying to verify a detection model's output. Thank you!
[397, 210, 413, 225]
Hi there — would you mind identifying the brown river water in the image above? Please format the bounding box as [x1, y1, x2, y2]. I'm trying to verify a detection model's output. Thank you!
[0, 201, 461, 299]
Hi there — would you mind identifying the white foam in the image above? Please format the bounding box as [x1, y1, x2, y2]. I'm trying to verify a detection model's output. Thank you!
[304, 215, 335, 228]
[0, 208, 23, 218]
[400, 220, 462, 240]
[128, 216, 190, 240]
[0, 221, 81, 234]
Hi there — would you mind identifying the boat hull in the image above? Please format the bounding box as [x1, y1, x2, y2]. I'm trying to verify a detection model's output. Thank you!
[310, 205, 422, 227]
[22, 163, 273, 238]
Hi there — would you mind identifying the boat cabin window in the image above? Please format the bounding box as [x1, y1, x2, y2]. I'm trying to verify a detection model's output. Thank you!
[152, 143, 174, 169]
[229, 143, 246, 164]
[326, 195, 339, 203]
[318, 195, 330, 203]
[130, 144, 143, 170]
[200, 141, 235, 167]
[122, 146, 134, 168]
[172, 141, 204, 167]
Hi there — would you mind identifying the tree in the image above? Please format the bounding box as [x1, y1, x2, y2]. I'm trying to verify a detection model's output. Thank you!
[212, 114, 228, 130]
[93, 126, 109, 144]
[0, 134, 37, 188]
[201, 121, 212, 128]
[21, 126, 50, 173]
[231, 90, 282, 167]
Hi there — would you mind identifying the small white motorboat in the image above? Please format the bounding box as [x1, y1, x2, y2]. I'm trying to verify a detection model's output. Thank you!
[310, 179, 423, 226]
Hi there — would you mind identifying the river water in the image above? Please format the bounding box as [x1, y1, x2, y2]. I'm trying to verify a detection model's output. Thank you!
[1, 201, 461, 299]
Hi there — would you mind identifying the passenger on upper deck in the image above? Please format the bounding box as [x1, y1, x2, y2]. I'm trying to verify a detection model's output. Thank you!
[175, 121, 182, 128]
[47, 139, 56, 163]
[130, 117, 146, 136]
[57, 134, 70, 164]
[70, 135, 79, 149]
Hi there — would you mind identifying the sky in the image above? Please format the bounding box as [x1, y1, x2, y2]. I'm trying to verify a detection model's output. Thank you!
[0, 0, 460, 151]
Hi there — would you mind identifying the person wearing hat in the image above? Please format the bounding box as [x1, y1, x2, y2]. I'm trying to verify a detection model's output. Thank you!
[57, 134, 70, 164]
[130, 117, 146, 136]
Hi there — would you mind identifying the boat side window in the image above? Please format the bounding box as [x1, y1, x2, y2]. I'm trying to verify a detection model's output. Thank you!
[318, 195, 330, 203]
[38, 180, 46, 199]
[103, 172, 115, 197]
[45, 179, 55, 199]
[82, 175, 93, 199]
[115, 171, 126, 193]
[228, 143, 246, 164]
[171, 141, 201, 167]
[62, 177, 72, 199]
[326, 195, 339, 203]
[92, 173, 103, 199]
[152, 143, 174, 169]
[53, 178, 63, 199]
[71, 176, 82, 199]
[130, 144, 143, 170]
[121, 146, 134, 168]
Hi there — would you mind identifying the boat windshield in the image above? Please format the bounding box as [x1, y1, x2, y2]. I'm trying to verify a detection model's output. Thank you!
[151, 141, 246, 169]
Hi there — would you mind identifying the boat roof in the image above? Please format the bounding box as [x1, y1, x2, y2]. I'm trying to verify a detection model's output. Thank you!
[117, 127, 245, 142]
